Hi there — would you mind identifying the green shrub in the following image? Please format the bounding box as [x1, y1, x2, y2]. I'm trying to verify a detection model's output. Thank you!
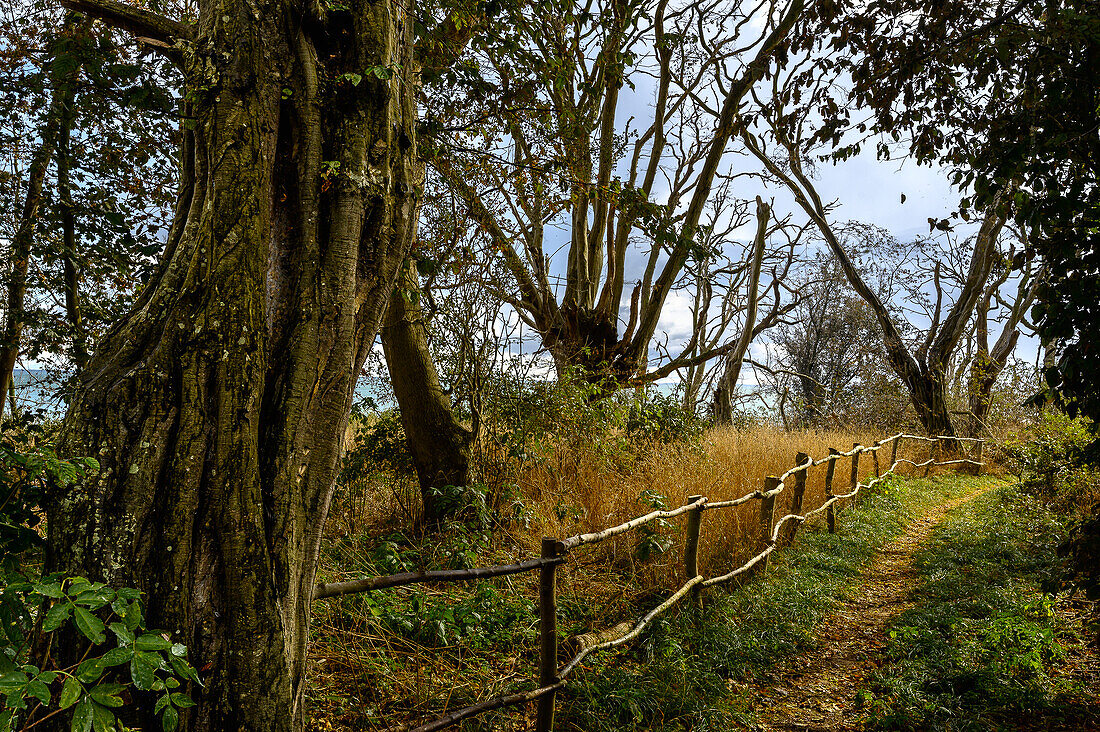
[0, 574, 201, 732]
[1002, 412, 1098, 511]
[0, 437, 200, 732]
[1002, 412, 1100, 615]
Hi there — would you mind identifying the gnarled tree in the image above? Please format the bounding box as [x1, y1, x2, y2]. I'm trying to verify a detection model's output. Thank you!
[427, 0, 805, 385]
[45, 0, 420, 729]
[748, 115, 1011, 438]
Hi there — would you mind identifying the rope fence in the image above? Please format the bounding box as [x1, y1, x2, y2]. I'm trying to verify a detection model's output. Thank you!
[314, 432, 985, 732]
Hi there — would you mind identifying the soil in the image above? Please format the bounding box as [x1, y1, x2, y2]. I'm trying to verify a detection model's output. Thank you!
[739, 482, 1100, 731]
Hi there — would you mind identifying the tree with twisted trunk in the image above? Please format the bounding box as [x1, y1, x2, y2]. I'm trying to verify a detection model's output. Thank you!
[44, 0, 420, 728]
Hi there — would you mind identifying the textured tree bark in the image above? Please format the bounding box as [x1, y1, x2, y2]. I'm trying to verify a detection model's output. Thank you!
[45, 1, 420, 729]
[381, 259, 474, 524]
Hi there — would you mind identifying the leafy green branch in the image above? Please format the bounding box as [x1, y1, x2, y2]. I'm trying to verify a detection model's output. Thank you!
[0, 576, 201, 732]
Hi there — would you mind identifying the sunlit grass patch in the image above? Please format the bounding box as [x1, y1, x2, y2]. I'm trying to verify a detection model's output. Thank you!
[859, 483, 1095, 731]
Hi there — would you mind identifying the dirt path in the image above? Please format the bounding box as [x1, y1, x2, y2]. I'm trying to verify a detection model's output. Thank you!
[743, 483, 997, 731]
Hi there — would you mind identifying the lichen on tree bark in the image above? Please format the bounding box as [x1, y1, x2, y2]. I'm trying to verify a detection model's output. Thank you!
[45, 0, 421, 729]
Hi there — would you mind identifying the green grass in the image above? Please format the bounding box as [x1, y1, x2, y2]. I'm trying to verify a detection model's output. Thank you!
[859, 482, 1096, 731]
[551, 475, 991, 732]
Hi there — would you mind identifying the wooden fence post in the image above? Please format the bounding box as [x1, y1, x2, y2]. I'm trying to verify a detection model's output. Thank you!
[537, 538, 561, 732]
[849, 443, 860, 503]
[825, 448, 839, 533]
[754, 476, 779, 577]
[779, 453, 809, 546]
[684, 495, 704, 606]
[924, 438, 935, 477]
[890, 437, 900, 474]
[974, 439, 984, 476]
[871, 441, 881, 478]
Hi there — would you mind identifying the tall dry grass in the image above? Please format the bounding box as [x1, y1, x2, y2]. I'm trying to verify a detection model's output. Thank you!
[502, 425, 947, 601]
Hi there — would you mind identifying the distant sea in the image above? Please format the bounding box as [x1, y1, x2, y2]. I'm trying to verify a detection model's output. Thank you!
[7, 369, 396, 420]
[8, 369, 680, 420]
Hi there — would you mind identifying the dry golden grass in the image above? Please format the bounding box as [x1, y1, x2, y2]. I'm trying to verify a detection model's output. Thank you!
[480, 425, 956, 605]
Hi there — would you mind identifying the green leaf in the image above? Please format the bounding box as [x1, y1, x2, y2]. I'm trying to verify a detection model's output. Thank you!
[89, 683, 125, 707]
[42, 602, 72, 632]
[76, 657, 108, 684]
[0, 671, 27, 692]
[73, 588, 113, 609]
[71, 700, 93, 732]
[67, 578, 94, 595]
[154, 694, 170, 714]
[59, 675, 82, 709]
[135, 633, 172, 651]
[34, 582, 64, 599]
[27, 678, 51, 704]
[101, 647, 133, 667]
[74, 607, 106, 644]
[5, 689, 26, 710]
[90, 701, 115, 732]
[130, 651, 159, 691]
[170, 692, 195, 708]
[108, 623, 135, 646]
[168, 656, 202, 686]
[161, 706, 179, 732]
[169, 643, 187, 657]
[122, 602, 144, 632]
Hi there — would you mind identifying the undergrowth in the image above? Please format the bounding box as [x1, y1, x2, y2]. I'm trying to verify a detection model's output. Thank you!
[859, 483, 1098, 731]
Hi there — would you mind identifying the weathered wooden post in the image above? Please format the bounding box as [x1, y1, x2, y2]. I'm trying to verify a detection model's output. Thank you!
[850, 443, 860, 503]
[974, 439, 984, 476]
[924, 438, 935, 477]
[684, 495, 704, 606]
[890, 436, 900, 474]
[779, 453, 809, 546]
[825, 448, 839, 533]
[753, 476, 780, 577]
[537, 538, 561, 732]
[871, 441, 881, 478]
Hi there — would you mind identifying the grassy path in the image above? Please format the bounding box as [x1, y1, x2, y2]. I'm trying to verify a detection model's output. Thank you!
[749, 482, 996, 730]
[559, 475, 992, 731]
[746, 480, 1100, 732]
[747, 482, 996, 730]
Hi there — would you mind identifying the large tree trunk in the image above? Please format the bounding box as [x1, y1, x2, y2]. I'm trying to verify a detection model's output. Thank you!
[905, 368, 955, 438]
[381, 259, 474, 524]
[45, 1, 420, 729]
